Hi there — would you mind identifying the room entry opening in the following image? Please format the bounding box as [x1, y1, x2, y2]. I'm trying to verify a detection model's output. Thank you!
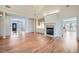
[11, 20, 22, 38]
[12, 23, 17, 33]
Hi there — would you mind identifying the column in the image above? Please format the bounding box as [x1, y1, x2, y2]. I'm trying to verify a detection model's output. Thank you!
[3, 11, 6, 38]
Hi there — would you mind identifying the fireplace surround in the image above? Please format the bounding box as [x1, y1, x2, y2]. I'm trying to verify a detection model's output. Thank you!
[46, 27, 54, 35]
[44, 23, 55, 37]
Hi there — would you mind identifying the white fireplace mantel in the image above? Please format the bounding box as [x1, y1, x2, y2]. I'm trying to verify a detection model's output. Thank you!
[44, 23, 56, 37]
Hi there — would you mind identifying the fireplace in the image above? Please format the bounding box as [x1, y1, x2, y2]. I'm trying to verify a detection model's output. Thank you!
[46, 27, 54, 35]
[44, 23, 55, 36]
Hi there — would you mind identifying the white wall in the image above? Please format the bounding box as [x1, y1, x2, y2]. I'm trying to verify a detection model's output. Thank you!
[45, 13, 62, 37]
[54, 17, 63, 37]
[45, 13, 58, 23]
[0, 16, 10, 36]
[5, 15, 11, 36]
[77, 16, 79, 39]
[27, 18, 34, 33]
[0, 17, 4, 36]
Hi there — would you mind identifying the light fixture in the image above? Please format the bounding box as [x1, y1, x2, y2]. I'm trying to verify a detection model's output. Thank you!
[43, 10, 60, 16]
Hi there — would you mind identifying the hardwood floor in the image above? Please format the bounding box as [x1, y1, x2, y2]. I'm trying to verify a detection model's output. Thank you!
[0, 32, 78, 53]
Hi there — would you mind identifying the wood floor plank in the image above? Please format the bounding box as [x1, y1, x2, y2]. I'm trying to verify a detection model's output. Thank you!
[0, 32, 78, 53]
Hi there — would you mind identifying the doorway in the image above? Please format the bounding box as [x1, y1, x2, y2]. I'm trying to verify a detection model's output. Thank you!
[11, 20, 22, 39]
[12, 23, 17, 33]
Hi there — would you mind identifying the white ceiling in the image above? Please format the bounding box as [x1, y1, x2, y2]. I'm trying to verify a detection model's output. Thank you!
[4, 5, 78, 18]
